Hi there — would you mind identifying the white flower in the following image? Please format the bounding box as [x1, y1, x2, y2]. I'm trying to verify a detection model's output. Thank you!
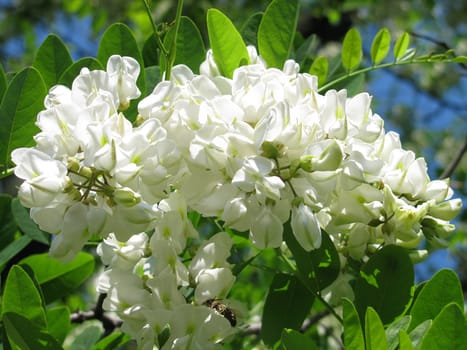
[249, 206, 284, 249]
[190, 232, 233, 279]
[12, 148, 70, 208]
[106, 55, 141, 109]
[49, 202, 94, 261]
[291, 203, 322, 251]
[97, 232, 148, 269]
[164, 304, 233, 350]
[232, 156, 284, 202]
[194, 267, 235, 304]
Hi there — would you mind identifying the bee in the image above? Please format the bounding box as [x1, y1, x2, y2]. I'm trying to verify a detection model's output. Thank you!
[204, 299, 237, 327]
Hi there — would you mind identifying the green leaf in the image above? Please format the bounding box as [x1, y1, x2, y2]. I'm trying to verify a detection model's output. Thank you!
[399, 330, 414, 350]
[145, 66, 162, 94]
[261, 273, 314, 346]
[370, 28, 391, 64]
[0, 63, 7, 103]
[92, 332, 131, 350]
[394, 32, 410, 61]
[341, 28, 362, 71]
[11, 198, 49, 244]
[207, 9, 249, 78]
[33, 34, 73, 89]
[240, 12, 263, 47]
[160, 16, 206, 74]
[3, 312, 62, 350]
[68, 324, 102, 350]
[58, 57, 104, 87]
[453, 56, 467, 63]
[0, 67, 47, 172]
[309, 56, 328, 87]
[419, 303, 467, 350]
[284, 226, 340, 292]
[409, 269, 463, 331]
[142, 34, 159, 67]
[0, 235, 32, 273]
[97, 23, 145, 95]
[354, 245, 414, 324]
[342, 298, 365, 350]
[386, 316, 411, 350]
[278, 328, 318, 350]
[2, 265, 47, 329]
[19, 252, 95, 304]
[0, 194, 17, 249]
[46, 306, 70, 344]
[257, 0, 299, 69]
[365, 307, 389, 350]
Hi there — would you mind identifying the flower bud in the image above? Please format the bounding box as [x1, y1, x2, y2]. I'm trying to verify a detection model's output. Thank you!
[112, 187, 141, 207]
[291, 203, 322, 251]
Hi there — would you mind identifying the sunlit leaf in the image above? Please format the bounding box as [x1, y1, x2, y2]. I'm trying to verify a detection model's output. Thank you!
[343, 298, 365, 350]
[58, 57, 104, 87]
[409, 268, 463, 331]
[453, 56, 467, 63]
[3, 312, 62, 350]
[68, 324, 102, 350]
[160, 16, 205, 74]
[370, 28, 391, 64]
[240, 12, 262, 47]
[11, 198, 49, 245]
[393, 32, 410, 61]
[261, 273, 314, 346]
[92, 332, 132, 350]
[399, 330, 414, 350]
[0, 63, 7, 103]
[309, 56, 328, 87]
[0, 235, 32, 273]
[258, 0, 299, 69]
[207, 9, 249, 78]
[354, 245, 414, 324]
[418, 303, 467, 349]
[0, 67, 46, 172]
[2, 265, 47, 329]
[19, 252, 95, 304]
[365, 307, 389, 350]
[341, 28, 362, 71]
[47, 306, 70, 344]
[279, 328, 318, 350]
[33, 34, 73, 89]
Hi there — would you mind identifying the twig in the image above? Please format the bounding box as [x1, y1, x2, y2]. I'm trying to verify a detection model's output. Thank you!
[70, 293, 123, 336]
[409, 31, 467, 71]
[440, 133, 467, 179]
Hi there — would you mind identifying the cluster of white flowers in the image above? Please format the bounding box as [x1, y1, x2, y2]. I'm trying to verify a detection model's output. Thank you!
[12, 46, 461, 348]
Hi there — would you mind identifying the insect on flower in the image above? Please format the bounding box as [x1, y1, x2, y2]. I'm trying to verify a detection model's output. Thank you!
[204, 299, 237, 327]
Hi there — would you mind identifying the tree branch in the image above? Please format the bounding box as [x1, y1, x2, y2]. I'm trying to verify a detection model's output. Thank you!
[440, 133, 467, 179]
[70, 293, 122, 336]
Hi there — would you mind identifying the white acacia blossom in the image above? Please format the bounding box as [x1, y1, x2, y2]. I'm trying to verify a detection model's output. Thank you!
[11, 47, 462, 349]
